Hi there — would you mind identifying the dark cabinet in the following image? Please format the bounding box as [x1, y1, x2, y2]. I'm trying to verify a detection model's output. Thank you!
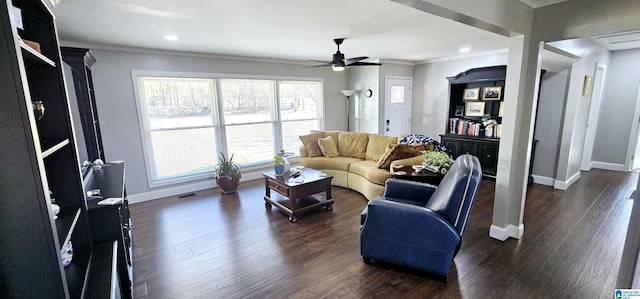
[441, 135, 499, 177]
[86, 162, 133, 298]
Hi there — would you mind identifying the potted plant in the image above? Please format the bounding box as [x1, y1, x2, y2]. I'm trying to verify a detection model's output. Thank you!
[214, 152, 241, 194]
[274, 154, 285, 176]
[421, 150, 454, 175]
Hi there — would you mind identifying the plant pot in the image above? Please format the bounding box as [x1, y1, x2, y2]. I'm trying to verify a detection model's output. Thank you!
[216, 176, 238, 194]
[274, 164, 285, 176]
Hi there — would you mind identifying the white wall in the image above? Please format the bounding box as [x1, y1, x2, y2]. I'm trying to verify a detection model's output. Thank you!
[593, 49, 640, 166]
[412, 52, 508, 138]
[548, 38, 610, 184]
[90, 48, 346, 197]
[348, 66, 380, 134]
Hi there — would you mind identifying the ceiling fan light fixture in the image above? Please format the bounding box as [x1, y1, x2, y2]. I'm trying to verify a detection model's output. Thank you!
[332, 61, 345, 71]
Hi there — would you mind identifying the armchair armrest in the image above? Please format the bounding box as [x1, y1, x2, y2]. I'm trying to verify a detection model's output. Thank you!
[361, 199, 460, 251]
[383, 178, 437, 205]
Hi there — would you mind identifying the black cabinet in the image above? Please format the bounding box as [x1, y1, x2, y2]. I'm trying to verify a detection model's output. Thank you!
[85, 162, 133, 299]
[441, 134, 500, 177]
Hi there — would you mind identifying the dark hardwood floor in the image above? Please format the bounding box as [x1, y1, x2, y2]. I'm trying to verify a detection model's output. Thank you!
[130, 169, 637, 298]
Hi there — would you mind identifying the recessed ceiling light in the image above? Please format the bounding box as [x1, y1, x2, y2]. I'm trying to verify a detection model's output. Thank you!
[459, 47, 470, 53]
[164, 35, 179, 41]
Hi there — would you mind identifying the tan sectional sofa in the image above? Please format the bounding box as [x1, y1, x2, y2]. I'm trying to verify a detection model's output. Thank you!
[298, 130, 433, 200]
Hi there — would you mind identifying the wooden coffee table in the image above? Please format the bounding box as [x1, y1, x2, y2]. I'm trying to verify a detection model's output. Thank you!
[392, 165, 445, 185]
[263, 168, 333, 223]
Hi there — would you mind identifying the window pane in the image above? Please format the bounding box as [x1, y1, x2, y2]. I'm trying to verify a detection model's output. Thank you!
[282, 119, 321, 155]
[226, 123, 274, 164]
[279, 81, 322, 121]
[390, 85, 405, 104]
[151, 128, 217, 179]
[140, 77, 215, 130]
[219, 79, 274, 124]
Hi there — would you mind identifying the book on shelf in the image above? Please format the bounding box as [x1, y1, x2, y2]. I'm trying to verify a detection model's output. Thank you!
[449, 118, 481, 137]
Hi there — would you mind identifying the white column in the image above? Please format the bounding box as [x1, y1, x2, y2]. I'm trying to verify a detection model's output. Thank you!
[489, 34, 544, 241]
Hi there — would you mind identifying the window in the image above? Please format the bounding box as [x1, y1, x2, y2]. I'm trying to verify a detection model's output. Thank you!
[278, 81, 323, 154]
[134, 73, 323, 185]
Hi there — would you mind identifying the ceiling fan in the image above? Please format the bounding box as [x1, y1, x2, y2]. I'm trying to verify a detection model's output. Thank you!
[308, 38, 382, 71]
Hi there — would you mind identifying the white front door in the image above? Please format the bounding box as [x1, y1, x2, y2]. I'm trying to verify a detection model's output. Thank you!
[384, 77, 412, 136]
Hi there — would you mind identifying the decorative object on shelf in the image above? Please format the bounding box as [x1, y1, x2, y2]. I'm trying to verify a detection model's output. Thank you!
[454, 106, 464, 116]
[49, 190, 60, 219]
[498, 101, 504, 117]
[214, 152, 241, 194]
[92, 158, 104, 171]
[463, 87, 480, 100]
[341, 89, 355, 130]
[465, 101, 485, 116]
[421, 150, 454, 175]
[32, 100, 45, 120]
[365, 88, 373, 98]
[274, 154, 285, 176]
[22, 39, 41, 53]
[582, 75, 593, 96]
[60, 240, 73, 267]
[482, 114, 498, 138]
[483, 86, 502, 100]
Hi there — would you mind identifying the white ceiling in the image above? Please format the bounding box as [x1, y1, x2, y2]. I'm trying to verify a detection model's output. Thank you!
[51, 0, 513, 64]
[51, 0, 638, 66]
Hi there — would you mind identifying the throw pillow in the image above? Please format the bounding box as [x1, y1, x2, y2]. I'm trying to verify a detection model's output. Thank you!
[365, 134, 398, 161]
[377, 143, 432, 169]
[299, 133, 325, 157]
[318, 136, 339, 158]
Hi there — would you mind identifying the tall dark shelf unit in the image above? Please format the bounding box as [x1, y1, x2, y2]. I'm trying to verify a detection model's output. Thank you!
[442, 65, 542, 182]
[441, 66, 506, 178]
[0, 1, 120, 297]
[61, 47, 105, 163]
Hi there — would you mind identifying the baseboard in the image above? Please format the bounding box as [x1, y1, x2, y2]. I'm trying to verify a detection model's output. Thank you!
[127, 171, 266, 204]
[554, 171, 580, 190]
[531, 175, 554, 186]
[489, 224, 525, 241]
[591, 161, 626, 171]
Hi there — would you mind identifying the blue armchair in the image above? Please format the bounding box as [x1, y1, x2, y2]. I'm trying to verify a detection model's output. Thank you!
[360, 154, 482, 278]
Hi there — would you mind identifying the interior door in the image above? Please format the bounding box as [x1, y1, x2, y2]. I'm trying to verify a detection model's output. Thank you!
[384, 77, 412, 136]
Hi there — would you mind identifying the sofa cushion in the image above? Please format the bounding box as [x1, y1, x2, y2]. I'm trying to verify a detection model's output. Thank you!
[338, 132, 369, 159]
[350, 160, 393, 185]
[299, 133, 325, 157]
[377, 143, 434, 169]
[318, 136, 339, 157]
[299, 156, 362, 172]
[366, 134, 398, 161]
[311, 130, 339, 149]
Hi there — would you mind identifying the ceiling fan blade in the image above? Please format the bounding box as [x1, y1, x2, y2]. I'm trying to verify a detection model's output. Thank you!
[348, 61, 383, 66]
[301, 63, 333, 68]
[307, 60, 332, 64]
[346, 56, 369, 64]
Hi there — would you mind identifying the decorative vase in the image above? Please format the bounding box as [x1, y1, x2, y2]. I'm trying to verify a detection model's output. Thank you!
[485, 127, 494, 138]
[274, 164, 285, 176]
[216, 176, 238, 194]
[51, 203, 60, 219]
